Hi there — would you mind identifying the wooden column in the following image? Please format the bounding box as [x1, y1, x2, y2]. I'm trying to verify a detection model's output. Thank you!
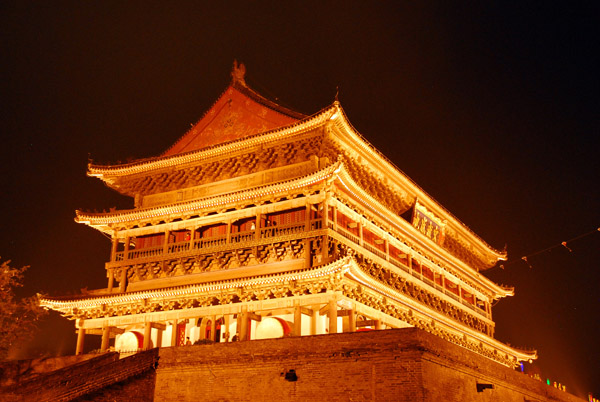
[170, 320, 178, 347]
[107, 269, 114, 293]
[348, 309, 356, 333]
[375, 319, 382, 330]
[120, 235, 129, 292]
[110, 235, 118, 262]
[224, 314, 231, 342]
[305, 203, 311, 231]
[119, 268, 127, 292]
[143, 322, 152, 350]
[123, 235, 130, 260]
[321, 234, 329, 264]
[311, 307, 318, 335]
[163, 230, 170, 255]
[226, 220, 232, 244]
[101, 325, 110, 352]
[76, 327, 85, 355]
[328, 299, 338, 334]
[189, 227, 196, 250]
[333, 205, 338, 230]
[385, 238, 390, 261]
[156, 325, 164, 348]
[293, 301, 302, 336]
[239, 308, 249, 341]
[255, 211, 261, 241]
[358, 221, 363, 246]
[210, 316, 216, 342]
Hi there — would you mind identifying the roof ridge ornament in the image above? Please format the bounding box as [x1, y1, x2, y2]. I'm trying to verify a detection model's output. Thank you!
[231, 60, 247, 86]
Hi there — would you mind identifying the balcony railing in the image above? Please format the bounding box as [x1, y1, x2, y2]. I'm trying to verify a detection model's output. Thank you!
[111, 216, 489, 320]
[168, 241, 190, 254]
[260, 221, 306, 239]
[114, 219, 324, 264]
[231, 230, 255, 244]
[335, 225, 360, 245]
[126, 246, 163, 260]
[310, 219, 323, 230]
[194, 235, 227, 249]
[363, 242, 386, 260]
[329, 224, 491, 320]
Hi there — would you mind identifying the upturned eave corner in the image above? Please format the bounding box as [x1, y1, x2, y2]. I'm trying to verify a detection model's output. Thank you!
[325, 103, 507, 269]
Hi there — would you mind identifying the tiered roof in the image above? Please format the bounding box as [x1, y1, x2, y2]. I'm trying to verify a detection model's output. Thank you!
[41, 63, 539, 368]
[85, 69, 505, 271]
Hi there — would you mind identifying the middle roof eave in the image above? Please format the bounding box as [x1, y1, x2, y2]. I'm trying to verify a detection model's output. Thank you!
[76, 159, 342, 231]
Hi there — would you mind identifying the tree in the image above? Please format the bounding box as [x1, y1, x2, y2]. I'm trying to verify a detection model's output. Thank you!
[0, 258, 47, 360]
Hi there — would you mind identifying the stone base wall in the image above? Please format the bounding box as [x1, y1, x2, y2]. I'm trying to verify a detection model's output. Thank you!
[154, 328, 584, 402]
[1, 329, 585, 402]
[72, 370, 156, 402]
[0, 350, 158, 402]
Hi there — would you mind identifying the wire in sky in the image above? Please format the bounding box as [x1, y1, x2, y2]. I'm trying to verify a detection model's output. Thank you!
[497, 227, 600, 270]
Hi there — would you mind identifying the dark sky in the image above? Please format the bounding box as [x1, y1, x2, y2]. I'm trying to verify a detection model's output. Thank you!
[1, 1, 598, 397]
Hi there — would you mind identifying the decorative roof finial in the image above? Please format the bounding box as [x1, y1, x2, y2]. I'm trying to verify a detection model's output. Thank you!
[335, 86, 340, 102]
[231, 60, 246, 86]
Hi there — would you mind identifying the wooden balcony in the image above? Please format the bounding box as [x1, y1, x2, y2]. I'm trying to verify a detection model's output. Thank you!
[110, 215, 489, 320]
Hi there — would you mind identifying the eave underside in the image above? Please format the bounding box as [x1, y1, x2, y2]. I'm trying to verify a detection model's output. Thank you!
[40, 256, 535, 367]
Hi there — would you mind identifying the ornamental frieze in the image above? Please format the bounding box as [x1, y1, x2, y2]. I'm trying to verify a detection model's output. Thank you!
[63, 277, 337, 321]
[113, 134, 324, 197]
[340, 283, 514, 367]
[352, 254, 491, 335]
[329, 196, 493, 298]
[116, 239, 307, 285]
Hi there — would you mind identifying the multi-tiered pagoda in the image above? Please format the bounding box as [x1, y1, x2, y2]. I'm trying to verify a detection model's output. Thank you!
[41, 62, 536, 367]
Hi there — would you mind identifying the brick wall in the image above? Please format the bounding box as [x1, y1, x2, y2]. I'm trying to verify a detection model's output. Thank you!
[0, 354, 99, 388]
[72, 370, 156, 402]
[1, 349, 158, 402]
[1, 329, 585, 402]
[153, 328, 585, 402]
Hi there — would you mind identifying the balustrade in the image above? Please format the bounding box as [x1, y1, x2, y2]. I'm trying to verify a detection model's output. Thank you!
[336, 225, 360, 245]
[168, 241, 190, 254]
[363, 242, 387, 260]
[127, 246, 163, 260]
[230, 230, 255, 244]
[389, 256, 410, 273]
[260, 221, 306, 239]
[331, 224, 489, 319]
[310, 219, 323, 230]
[113, 218, 325, 265]
[194, 235, 227, 249]
[111, 214, 489, 319]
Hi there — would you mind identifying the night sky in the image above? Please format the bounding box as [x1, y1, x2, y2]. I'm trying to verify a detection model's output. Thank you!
[1, 2, 598, 397]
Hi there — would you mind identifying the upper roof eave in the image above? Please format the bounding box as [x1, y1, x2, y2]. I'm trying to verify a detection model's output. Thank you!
[77, 158, 342, 233]
[87, 103, 338, 181]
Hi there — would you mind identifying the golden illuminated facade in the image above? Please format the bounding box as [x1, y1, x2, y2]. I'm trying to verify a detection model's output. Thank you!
[41, 63, 536, 367]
